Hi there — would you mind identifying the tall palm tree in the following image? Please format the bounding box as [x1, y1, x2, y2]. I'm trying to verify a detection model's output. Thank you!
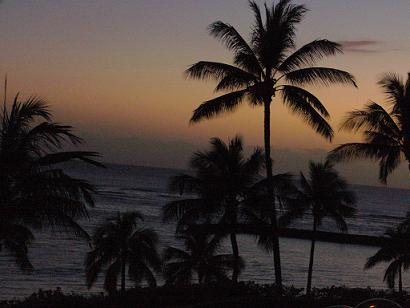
[85, 211, 161, 294]
[280, 161, 356, 295]
[329, 73, 410, 183]
[186, 0, 357, 289]
[0, 94, 102, 270]
[365, 224, 410, 294]
[163, 136, 263, 282]
[163, 231, 242, 285]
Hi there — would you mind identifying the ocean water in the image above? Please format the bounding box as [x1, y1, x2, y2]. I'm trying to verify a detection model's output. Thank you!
[1, 163, 410, 300]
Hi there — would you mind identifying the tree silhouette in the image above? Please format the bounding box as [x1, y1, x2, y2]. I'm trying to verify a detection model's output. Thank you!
[85, 212, 161, 294]
[330, 73, 410, 183]
[280, 161, 356, 295]
[0, 95, 102, 270]
[163, 231, 242, 285]
[243, 172, 298, 255]
[186, 0, 356, 289]
[365, 224, 410, 294]
[163, 136, 263, 282]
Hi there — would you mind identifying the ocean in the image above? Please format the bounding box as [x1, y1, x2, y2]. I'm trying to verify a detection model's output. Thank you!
[1, 163, 410, 300]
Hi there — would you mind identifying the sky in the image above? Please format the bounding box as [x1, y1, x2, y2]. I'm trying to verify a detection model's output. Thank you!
[1, 0, 410, 187]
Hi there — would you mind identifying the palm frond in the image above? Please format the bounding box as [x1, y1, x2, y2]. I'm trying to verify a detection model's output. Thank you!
[24, 122, 83, 150]
[85, 254, 104, 289]
[254, 0, 307, 67]
[378, 73, 404, 106]
[281, 85, 333, 140]
[329, 142, 396, 162]
[1, 224, 34, 272]
[329, 143, 401, 183]
[280, 85, 330, 117]
[285, 67, 357, 88]
[128, 260, 157, 287]
[383, 260, 401, 289]
[208, 21, 262, 75]
[339, 102, 400, 136]
[190, 89, 248, 123]
[279, 40, 342, 73]
[7, 95, 51, 127]
[378, 147, 402, 183]
[185, 61, 256, 85]
[38, 151, 104, 167]
[365, 244, 397, 269]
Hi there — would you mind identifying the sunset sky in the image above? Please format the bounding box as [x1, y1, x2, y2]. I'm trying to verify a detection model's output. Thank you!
[1, 0, 410, 186]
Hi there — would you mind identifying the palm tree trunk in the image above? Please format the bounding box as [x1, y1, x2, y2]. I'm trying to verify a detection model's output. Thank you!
[399, 264, 403, 295]
[230, 232, 240, 283]
[121, 257, 126, 292]
[263, 99, 282, 292]
[306, 218, 317, 295]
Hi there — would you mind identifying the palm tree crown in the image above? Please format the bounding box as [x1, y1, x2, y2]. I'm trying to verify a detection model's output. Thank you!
[330, 73, 410, 183]
[163, 231, 242, 285]
[282, 161, 356, 230]
[0, 95, 102, 270]
[85, 211, 161, 293]
[187, 0, 356, 139]
[163, 136, 263, 282]
[365, 224, 410, 293]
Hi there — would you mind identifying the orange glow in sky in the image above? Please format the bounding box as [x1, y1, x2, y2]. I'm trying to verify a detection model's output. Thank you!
[1, 0, 410, 161]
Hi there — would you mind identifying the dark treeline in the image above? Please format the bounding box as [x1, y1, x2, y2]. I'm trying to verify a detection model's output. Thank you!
[1, 0, 410, 307]
[1, 285, 408, 308]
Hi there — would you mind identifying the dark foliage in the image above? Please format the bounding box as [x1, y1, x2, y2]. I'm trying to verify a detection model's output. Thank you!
[163, 231, 243, 285]
[329, 73, 410, 183]
[0, 95, 102, 270]
[163, 136, 263, 282]
[365, 223, 410, 293]
[1, 284, 408, 308]
[85, 211, 161, 293]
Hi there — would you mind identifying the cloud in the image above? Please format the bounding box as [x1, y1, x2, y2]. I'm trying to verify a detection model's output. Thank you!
[337, 40, 383, 53]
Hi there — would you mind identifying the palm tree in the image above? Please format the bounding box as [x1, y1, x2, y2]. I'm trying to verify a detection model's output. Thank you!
[365, 224, 410, 294]
[163, 136, 263, 282]
[186, 0, 357, 289]
[329, 73, 410, 183]
[280, 161, 356, 295]
[0, 94, 102, 270]
[85, 211, 161, 294]
[163, 231, 242, 285]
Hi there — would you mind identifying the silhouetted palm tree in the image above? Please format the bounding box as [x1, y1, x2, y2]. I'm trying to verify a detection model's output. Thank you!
[0, 95, 102, 270]
[163, 231, 242, 285]
[365, 224, 410, 294]
[280, 161, 356, 295]
[163, 136, 263, 282]
[243, 172, 298, 255]
[186, 0, 356, 289]
[330, 73, 410, 183]
[85, 211, 161, 293]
